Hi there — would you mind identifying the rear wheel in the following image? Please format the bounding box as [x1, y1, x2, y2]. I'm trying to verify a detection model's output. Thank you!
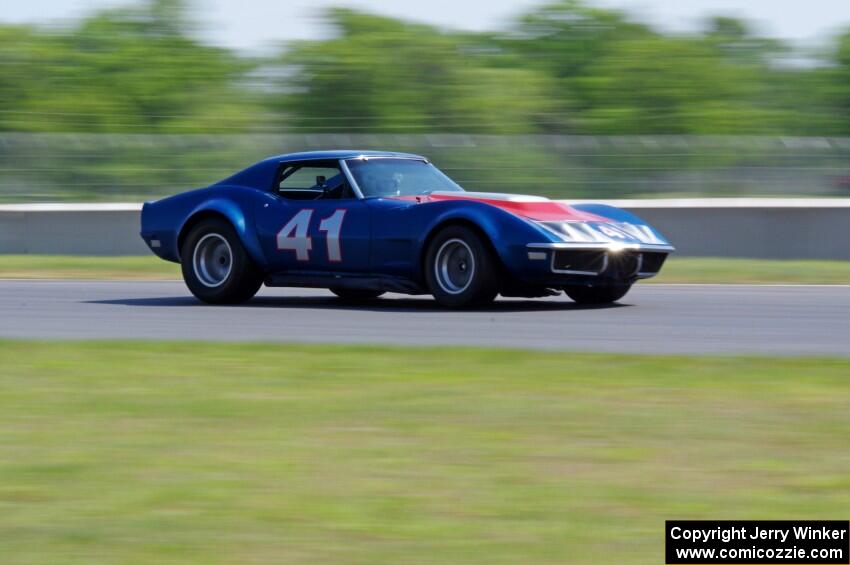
[329, 287, 385, 301]
[424, 225, 499, 308]
[565, 284, 631, 305]
[181, 218, 263, 304]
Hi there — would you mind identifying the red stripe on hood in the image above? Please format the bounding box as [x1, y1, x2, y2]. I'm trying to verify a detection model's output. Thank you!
[389, 193, 605, 222]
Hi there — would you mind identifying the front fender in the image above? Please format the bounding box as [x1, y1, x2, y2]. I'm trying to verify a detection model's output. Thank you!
[571, 203, 671, 246]
[415, 201, 550, 278]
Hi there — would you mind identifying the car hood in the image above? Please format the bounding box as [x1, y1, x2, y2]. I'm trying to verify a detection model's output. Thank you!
[389, 191, 605, 222]
[389, 191, 673, 249]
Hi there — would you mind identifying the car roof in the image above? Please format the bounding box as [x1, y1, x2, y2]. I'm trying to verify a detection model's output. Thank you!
[266, 150, 427, 163]
[215, 150, 430, 190]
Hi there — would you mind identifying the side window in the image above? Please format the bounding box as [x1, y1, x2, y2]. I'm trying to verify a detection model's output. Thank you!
[274, 161, 353, 201]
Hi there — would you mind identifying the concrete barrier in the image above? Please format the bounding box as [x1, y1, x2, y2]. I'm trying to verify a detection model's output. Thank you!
[0, 203, 145, 255]
[1, 199, 849, 259]
[581, 199, 850, 260]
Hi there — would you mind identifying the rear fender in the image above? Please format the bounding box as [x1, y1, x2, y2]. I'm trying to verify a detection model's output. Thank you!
[178, 198, 267, 268]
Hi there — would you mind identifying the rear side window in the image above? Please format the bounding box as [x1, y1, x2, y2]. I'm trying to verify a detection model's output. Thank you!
[274, 161, 353, 201]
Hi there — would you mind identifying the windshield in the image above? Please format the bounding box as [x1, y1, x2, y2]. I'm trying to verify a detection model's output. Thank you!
[345, 158, 464, 198]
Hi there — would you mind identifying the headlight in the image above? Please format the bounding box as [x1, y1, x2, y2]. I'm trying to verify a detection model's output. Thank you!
[535, 220, 665, 245]
[536, 221, 601, 243]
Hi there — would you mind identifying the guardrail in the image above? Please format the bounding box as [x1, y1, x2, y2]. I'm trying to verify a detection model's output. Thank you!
[1, 199, 849, 259]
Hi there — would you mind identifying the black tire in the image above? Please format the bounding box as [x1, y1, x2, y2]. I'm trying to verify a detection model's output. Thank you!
[180, 218, 263, 304]
[424, 225, 499, 308]
[329, 287, 385, 301]
[565, 284, 631, 305]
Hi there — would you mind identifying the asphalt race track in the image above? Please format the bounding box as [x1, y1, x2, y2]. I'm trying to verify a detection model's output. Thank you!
[1, 280, 849, 356]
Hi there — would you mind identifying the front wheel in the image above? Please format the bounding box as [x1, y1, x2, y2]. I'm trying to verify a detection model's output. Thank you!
[424, 225, 499, 308]
[181, 218, 263, 304]
[565, 284, 631, 305]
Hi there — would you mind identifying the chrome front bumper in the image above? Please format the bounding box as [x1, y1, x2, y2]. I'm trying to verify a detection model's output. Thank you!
[526, 242, 674, 279]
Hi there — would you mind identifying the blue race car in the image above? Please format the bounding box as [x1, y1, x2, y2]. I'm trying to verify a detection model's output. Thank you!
[140, 150, 674, 308]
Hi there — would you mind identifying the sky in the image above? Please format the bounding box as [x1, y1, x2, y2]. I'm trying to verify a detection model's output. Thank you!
[4, 0, 850, 53]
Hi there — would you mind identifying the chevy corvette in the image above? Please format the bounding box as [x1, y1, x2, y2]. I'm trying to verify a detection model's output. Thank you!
[140, 151, 674, 307]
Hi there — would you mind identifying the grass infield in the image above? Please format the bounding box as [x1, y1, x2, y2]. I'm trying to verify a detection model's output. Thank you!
[1, 255, 849, 284]
[1, 341, 848, 564]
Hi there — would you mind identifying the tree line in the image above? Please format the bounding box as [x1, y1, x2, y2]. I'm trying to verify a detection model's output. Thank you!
[2, 0, 850, 136]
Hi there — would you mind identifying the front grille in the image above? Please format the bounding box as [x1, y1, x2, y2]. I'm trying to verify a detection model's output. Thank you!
[606, 252, 640, 278]
[552, 250, 667, 279]
[639, 252, 667, 274]
[552, 250, 607, 274]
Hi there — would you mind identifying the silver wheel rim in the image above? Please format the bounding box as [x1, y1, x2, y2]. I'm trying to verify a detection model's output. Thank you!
[434, 238, 475, 295]
[192, 233, 232, 288]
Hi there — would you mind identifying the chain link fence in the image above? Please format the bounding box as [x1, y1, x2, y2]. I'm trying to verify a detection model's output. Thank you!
[2, 133, 849, 202]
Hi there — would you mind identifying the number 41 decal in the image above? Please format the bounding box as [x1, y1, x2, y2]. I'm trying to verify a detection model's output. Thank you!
[277, 209, 346, 262]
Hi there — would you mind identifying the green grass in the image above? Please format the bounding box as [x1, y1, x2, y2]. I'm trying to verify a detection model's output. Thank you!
[0, 255, 180, 280]
[1, 341, 848, 564]
[3, 254, 850, 284]
[656, 257, 850, 285]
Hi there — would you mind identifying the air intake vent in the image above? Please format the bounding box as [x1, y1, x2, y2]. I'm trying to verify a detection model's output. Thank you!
[552, 250, 607, 274]
[639, 252, 667, 275]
